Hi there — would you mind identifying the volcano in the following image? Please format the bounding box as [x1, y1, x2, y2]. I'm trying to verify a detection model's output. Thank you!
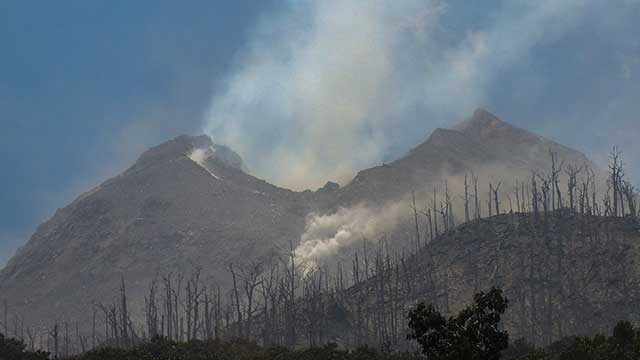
[0, 109, 597, 332]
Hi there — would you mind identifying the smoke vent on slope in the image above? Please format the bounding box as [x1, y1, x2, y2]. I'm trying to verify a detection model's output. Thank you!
[188, 142, 247, 180]
[188, 147, 222, 180]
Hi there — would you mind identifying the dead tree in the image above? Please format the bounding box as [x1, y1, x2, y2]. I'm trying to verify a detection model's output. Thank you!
[229, 263, 243, 338]
[160, 270, 184, 341]
[282, 240, 298, 347]
[488, 186, 493, 217]
[172, 271, 185, 340]
[464, 173, 471, 222]
[48, 322, 59, 359]
[417, 198, 433, 244]
[514, 181, 521, 213]
[531, 173, 540, 218]
[76, 322, 86, 353]
[622, 180, 637, 217]
[185, 266, 203, 341]
[444, 181, 455, 229]
[260, 261, 280, 346]
[119, 276, 129, 347]
[472, 171, 481, 220]
[352, 252, 363, 345]
[2, 299, 6, 335]
[490, 182, 502, 216]
[550, 151, 564, 210]
[609, 147, 624, 217]
[432, 188, 439, 237]
[604, 185, 613, 216]
[215, 286, 222, 339]
[92, 307, 97, 349]
[421, 206, 433, 242]
[64, 322, 69, 357]
[411, 191, 421, 250]
[144, 274, 160, 338]
[162, 273, 174, 340]
[565, 165, 582, 211]
[203, 286, 214, 340]
[240, 260, 264, 340]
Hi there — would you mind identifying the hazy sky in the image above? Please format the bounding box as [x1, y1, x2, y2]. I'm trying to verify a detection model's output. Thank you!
[1, 1, 639, 266]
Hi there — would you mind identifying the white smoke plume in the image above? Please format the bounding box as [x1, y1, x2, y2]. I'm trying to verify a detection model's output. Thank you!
[188, 147, 222, 180]
[204, 0, 602, 190]
[293, 154, 605, 265]
[295, 201, 407, 265]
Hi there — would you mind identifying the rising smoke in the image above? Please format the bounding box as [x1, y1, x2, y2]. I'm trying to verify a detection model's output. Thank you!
[294, 201, 407, 265]
[203, 0, 600, 191]
[203, 0, 611, 263]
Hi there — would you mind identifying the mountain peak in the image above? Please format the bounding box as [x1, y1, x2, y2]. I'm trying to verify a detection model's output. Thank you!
[132, 135, 212, 167]
[130, 135, 245, 172]
[454, 108, 510, 135]
[472, 108, 501, 122]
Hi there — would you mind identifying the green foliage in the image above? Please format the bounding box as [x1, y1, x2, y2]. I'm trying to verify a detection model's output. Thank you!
[502, 320, 640, 360]
[0, 332, 49, 360]
[407, 287, 509, 360]
[63, 337, 423, 360]
[501, 339, 541, 360]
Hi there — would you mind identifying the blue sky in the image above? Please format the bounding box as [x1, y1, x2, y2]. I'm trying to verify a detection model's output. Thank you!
[1, 1, 639, 265]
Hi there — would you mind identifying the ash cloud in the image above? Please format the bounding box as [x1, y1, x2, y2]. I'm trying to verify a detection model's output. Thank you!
[203, 0, 600, 190]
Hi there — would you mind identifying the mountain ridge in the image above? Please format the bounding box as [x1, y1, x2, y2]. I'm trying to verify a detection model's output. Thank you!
[0, 109, 600, 334]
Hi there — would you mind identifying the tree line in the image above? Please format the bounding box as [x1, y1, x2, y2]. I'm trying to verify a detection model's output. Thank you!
[4, 287, 640, 359]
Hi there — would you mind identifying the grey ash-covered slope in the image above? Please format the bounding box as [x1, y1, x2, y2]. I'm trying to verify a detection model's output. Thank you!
[335, 109, 592, 205]
[0, 109, 594, 329]
[0, 135, 315, 327]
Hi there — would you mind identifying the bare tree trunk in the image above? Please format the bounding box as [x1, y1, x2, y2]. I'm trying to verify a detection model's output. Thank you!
[472, 172, 481, 220]
[490, 182, 501, 215]
[464, 173, 470, 222]
[229, 263, 243, 338]
[120, 276, 129, 347]
[610, 147, 622, 217]
[241, 261, 264, 341]
[412, 191, 421, 251]
[49, 322, 59, 359]
[2, 299, 6, 335]
[92, 307, 97, 349]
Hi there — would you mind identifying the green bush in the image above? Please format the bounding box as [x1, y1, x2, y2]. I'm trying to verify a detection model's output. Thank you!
[0, 332, 49, 360]
[64, 337, 422, 360]
[408, 287, 509, 360]
[502, 321, 640, 360]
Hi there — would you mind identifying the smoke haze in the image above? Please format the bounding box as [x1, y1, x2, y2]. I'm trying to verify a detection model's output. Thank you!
[204, 0, 603, 190]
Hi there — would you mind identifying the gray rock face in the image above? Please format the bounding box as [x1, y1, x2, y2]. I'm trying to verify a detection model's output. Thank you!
[332, 109, 595, 207]
[318, 181, 340, 192]
[0, 134, 314, 329]
[0, 109, 597, 331]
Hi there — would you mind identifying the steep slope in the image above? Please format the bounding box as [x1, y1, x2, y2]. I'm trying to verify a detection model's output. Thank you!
[336, 109, 594, 206]
[337, 212, 640, 347]
[454, 109, 590, 171]
[0, 135, 314, 329]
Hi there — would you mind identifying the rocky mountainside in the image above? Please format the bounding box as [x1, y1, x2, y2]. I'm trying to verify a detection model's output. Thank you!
[0, 135, 319, 329]
[247, 211, 640, 349]
[334, 109, 593, 206]
[336, 212, 640, 348]
[0, 109, 598, 331]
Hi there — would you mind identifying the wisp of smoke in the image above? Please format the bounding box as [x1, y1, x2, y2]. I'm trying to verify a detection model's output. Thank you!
[204, 0, 600, 190]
